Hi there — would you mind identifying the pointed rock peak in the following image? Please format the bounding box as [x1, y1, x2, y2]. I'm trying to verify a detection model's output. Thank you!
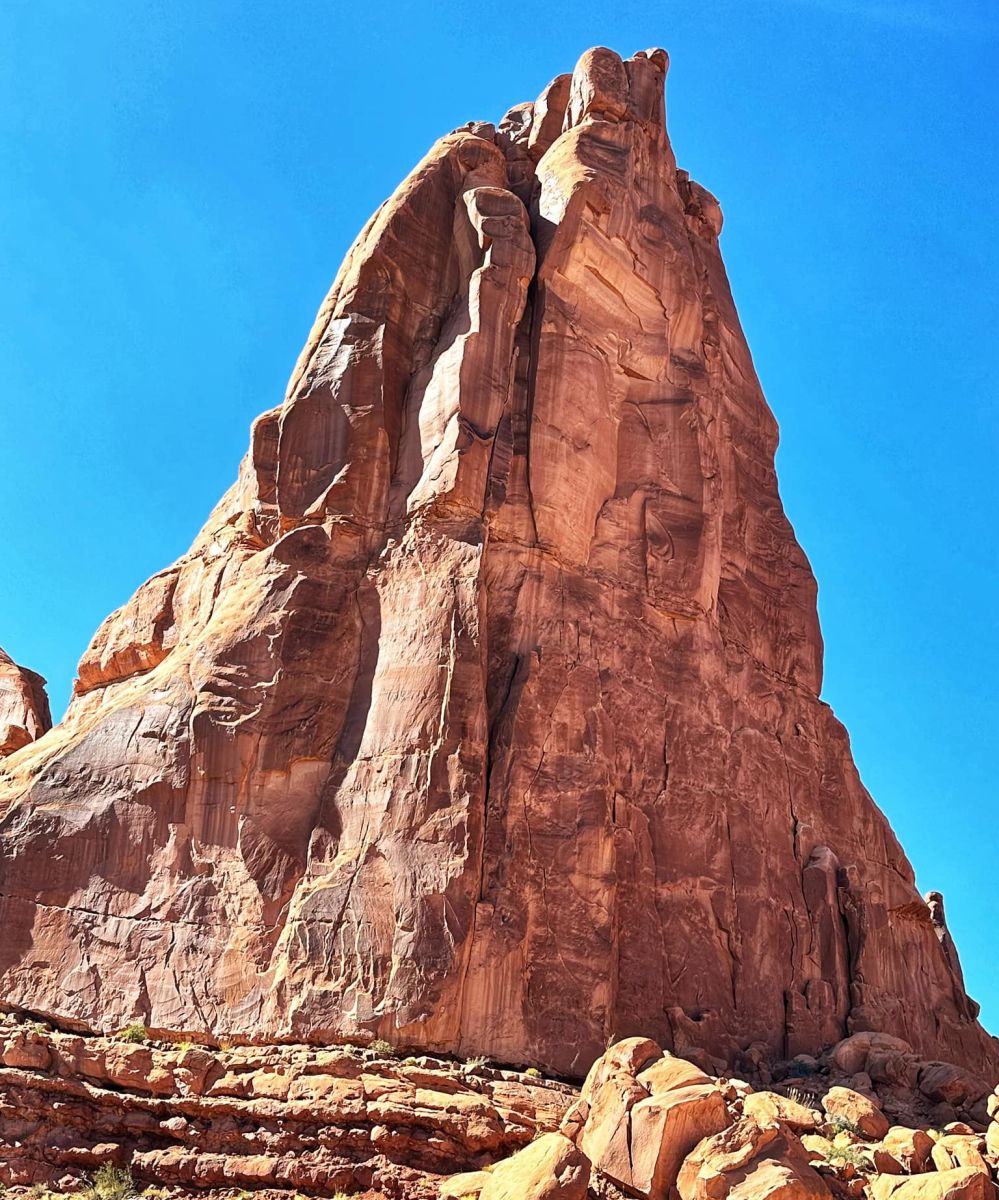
[0, 646, 52, 757]
[0, 50, 992, 1092]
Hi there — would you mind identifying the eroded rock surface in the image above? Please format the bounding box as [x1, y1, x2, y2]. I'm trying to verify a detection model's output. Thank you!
[0, 1016, 572, 1195]
[0, 647, 51, 758]
[3, 1031, 998, 1199]
[0, 46, 994, 1082]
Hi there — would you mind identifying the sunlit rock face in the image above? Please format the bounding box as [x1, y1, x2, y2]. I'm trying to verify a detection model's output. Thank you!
[0, 648, 50, 759]
[0, 47, 993, 1081]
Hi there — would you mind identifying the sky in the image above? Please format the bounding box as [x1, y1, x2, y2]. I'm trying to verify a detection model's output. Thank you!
[1, 2, 996, 1034]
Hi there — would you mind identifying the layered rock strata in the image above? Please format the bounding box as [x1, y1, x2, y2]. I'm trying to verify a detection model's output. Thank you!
[0, 1016, 572, 1195]
[0, 46, 993, 1080]
[2, 1025, 995, 1199]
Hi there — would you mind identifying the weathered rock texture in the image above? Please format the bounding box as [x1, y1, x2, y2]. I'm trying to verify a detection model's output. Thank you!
[0, 1015, 573, 1195]
[0, 46, 994, 1081]
[0, 647, 51, 758]
[0, 1023, 994, 1198]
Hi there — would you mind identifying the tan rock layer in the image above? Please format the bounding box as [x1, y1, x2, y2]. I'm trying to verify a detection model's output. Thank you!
[0, 46, 994, 1081]
[0, 1019, 572, 1195]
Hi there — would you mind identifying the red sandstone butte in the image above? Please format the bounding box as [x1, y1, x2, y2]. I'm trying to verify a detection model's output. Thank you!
[0, 647, 51, 758]
[0, 47, 994, 1082]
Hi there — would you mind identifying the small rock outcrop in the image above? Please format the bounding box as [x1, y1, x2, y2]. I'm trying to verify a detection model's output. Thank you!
[0, 646, 50, 757]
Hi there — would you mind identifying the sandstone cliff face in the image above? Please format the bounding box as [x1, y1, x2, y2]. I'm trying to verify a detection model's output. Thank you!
[0, 47, 993, 1081]
[0, 647, 51, 758]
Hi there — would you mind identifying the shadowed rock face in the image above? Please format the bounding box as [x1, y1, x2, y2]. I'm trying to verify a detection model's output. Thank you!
[0, 47, 994, 1080]
[0, 648, 51, 758]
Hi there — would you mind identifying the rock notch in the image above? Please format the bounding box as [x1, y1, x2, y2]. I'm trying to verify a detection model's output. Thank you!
[0, 47, 993, 1082]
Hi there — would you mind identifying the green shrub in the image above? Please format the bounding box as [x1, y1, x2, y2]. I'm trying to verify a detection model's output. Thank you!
[118, 1022, 148, 1045]
[827, 1114, 861, 1136]
[827, 1142, 871, 1168]
[368, 1038, 396, 1056]
[90, 1164, 135, 1200]
[525, 1066, 541, 1078]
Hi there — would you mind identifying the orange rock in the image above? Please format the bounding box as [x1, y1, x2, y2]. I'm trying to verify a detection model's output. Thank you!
[478, 1132, 589, 1200]
[582, 1038, 664, 1100]
[868, 1167, 996, 1200]
[578, 1071, 650, 1184]
[918, 1064, 990, 1108]
[743, 1092, 821, 1133]
[637, 1055, 713, 1096]
[873, 1127, 935, 1174]
[0, 45, 994, 1088]
[930, 1135, 990, 1175]
[440, 1171, 492, 1197]
[0, 647, 50, 757]
[627, 1083, 731, 1197]
[821, 1088, 890, 1140]
[677, 1118, 831, 1200]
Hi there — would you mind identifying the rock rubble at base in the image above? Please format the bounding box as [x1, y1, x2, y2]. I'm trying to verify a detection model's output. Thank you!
[0, 1015, 573, 1196]
[437, 1037, 999, 1200]
[2, 1026, 997, 1200]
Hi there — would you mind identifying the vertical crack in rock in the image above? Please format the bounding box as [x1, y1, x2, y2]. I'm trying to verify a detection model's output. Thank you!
[0, 45, 994, 1082]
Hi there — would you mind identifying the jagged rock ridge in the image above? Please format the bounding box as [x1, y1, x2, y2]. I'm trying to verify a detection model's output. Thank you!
[0, 47, 994, 1082]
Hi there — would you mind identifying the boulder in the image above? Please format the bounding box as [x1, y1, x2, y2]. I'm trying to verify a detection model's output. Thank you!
[868, 1167, 995, 1200]
[821, 1087, 889, 1140]
[638, 1055, 712, 1096]
[677, 1118, 831, 1200]
[829, 1033, 919, 1088]
[582, 1038, 663, 1100]
[440, 1171, 492, 1197]
[628, 1083, 732, 1197]
[578, 1071, 649, 1183]
[479, 1133, 589, 1200]
[744, 1092, 821, 1133]
[918, 1064, 990, 1108]
[872, 1127, 935, 1174]
[929, 1135, 990, 1176]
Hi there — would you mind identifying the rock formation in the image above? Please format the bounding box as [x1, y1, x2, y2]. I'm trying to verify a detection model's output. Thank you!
[0, 46, 994, 1084]
[2, 1026, 996, 1197]
[0, 647, 51, 758]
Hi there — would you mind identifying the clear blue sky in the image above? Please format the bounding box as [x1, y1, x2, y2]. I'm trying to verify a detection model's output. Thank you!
[2, 2, 996, 1034]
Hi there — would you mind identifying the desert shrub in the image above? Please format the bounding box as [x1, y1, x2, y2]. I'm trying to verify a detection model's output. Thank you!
[525, 1066, 541, 1078]
[463, 1054, 488, 1072]
[89, 1164, 135, 1200]
[368, 1038, 396, 1057]
[827, 1142, 871, 1168]
[827, 1114, 862, 1136]
[118, 1022, 148, 1045]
